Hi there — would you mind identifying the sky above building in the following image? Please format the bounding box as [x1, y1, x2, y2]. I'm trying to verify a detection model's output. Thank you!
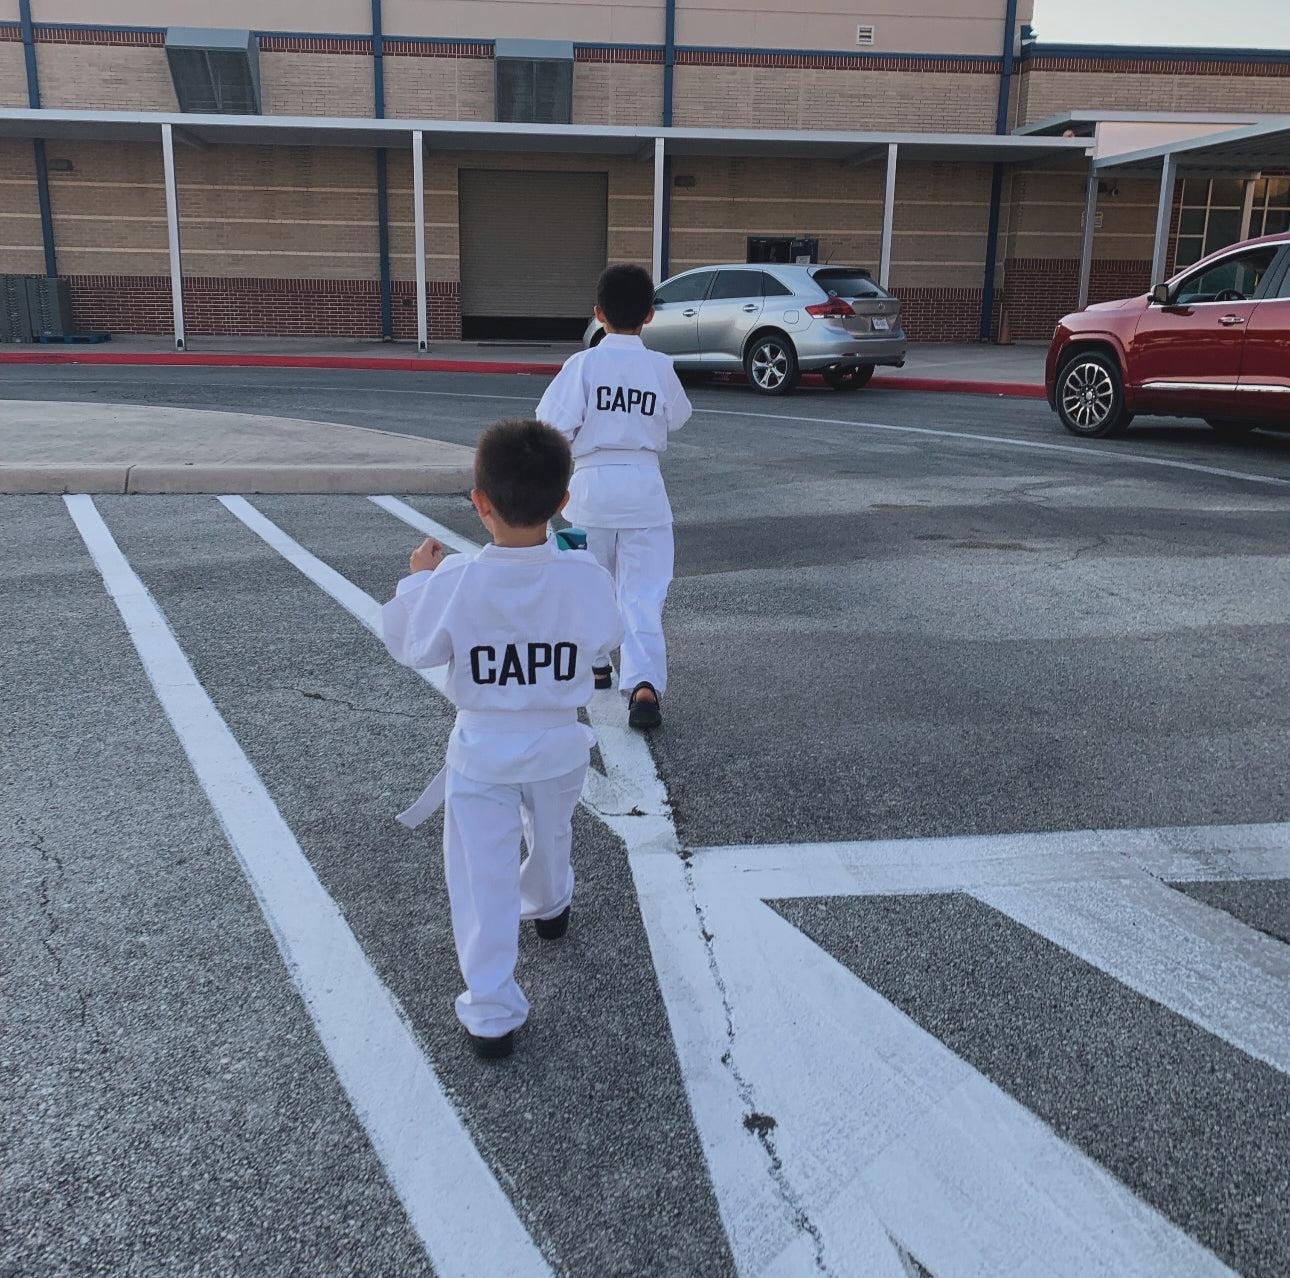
[1029, 0, 1290, 49]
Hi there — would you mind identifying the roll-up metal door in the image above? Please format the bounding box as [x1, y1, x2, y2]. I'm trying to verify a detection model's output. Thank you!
[458, 169, 608, 338]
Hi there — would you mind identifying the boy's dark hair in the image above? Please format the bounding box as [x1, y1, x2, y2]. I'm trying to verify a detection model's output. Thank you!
[596, 263, 655, 331]
[474, 419, 572, 527]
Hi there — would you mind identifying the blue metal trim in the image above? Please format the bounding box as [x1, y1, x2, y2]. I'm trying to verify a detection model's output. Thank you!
[372, 0, 392, 339]
[20, 0, 58, 276]
[663, 0, 675, 127]
[981, 0, 1019, 341]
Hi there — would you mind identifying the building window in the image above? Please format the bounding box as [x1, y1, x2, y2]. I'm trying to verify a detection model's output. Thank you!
[165, 29, 261, 114]
[494, 40, 574, 125]
[1249, 177, 1290, 238]
[1175, 178, 1245, 268]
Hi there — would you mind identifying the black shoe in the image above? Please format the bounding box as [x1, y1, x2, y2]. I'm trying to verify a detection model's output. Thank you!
[468, 1030, 514, 1060]
[593, 665, 613, 691]
[628, 681, 662, 731]
[534, 905, 570, 940]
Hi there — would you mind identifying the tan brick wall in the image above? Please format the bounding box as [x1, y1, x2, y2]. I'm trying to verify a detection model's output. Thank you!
[573, 62, 663, 127]
[384, 55, 493, 121]
[42, 142, 169, 276]
[0, 140, 45, 273]
[0, 41, 28, 107]
[260, 52, 375, 116]
[1021, 69, 1290, 122]
[667, 156, 992, 288]
[673, 66, 997, 132]
[35, 43, 176, 111]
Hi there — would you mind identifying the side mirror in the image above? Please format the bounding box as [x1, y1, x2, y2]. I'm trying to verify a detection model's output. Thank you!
[1151, 283, 1171, 306]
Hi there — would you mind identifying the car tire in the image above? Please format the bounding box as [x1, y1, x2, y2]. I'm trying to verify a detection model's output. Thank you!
[1205, 418, 1258, 438]
[589, 328, 605, 348]
[822, 364, 875, 391]
[1055, 352, 1131, 438]
[744, 333, 799, 396]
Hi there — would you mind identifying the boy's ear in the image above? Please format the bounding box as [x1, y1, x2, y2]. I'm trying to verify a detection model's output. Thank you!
[470, 488, 492, 520]
[643, 307, 655, 327]
[593, 304, 607, 325]
[557, 490, 570, 514]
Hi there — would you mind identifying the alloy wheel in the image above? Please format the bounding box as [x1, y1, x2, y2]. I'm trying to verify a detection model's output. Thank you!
[750, 342, 790, 391]
[1060, 360, 1116, 430]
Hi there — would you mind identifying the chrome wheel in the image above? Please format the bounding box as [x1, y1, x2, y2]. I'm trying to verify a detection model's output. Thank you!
[744, 336, 798, 396]
[1060, 360, 1115, 430]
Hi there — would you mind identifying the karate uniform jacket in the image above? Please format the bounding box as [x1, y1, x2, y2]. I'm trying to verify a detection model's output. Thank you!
[536, 333, 692, 529]
[382, 537, 623, 802]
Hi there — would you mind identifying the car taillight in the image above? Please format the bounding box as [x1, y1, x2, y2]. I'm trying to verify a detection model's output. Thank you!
[805, 297, 855, 318]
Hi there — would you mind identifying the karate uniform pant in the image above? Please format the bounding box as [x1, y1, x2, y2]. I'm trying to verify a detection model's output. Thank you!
[442, 763, 587, 1037]
[584, 524, 674, 696]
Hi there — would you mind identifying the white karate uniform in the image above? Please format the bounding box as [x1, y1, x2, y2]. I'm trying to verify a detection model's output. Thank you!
[536, 333, 692, 696]
[382, 537, 622, 1038]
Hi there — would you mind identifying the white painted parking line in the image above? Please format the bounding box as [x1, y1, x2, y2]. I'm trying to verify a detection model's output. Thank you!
[699, 407, 1290, 488]
[245, 494, 1266, 1276]
[367, 495, 481, 556]
[65, 494, 551, 1278]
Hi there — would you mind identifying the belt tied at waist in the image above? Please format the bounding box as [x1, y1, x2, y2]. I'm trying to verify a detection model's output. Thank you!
[573, 448, 660, 471]
[395, 707, 580, 828]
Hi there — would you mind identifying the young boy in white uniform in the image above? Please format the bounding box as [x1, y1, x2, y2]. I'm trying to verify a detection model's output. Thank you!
[536, 263, 692, 730]
[382, 420, 622, 1059]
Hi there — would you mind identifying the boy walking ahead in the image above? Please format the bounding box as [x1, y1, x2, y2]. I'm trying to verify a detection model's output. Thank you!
[536, 263, 692, 730]
[382, 420, 622, 1059]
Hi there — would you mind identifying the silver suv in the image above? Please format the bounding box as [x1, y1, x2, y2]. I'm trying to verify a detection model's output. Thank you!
[583, 263, 906, 395]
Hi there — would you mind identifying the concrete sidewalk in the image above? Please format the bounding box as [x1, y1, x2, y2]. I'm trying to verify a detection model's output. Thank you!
[0, 336, 1049, 395]
[0, 400, 475, 495]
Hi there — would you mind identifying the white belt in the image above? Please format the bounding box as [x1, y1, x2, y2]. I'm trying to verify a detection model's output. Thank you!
[573, 449, 660, 471]
[395, 708, 579, 829]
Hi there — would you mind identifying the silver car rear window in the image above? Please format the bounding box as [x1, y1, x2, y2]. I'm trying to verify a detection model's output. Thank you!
[813, 270, 888, 299]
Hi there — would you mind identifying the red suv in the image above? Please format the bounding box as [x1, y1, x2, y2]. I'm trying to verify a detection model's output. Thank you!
[1046, 232, 1290, 438]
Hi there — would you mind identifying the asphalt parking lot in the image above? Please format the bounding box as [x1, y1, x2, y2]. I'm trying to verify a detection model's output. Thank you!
[4, 367, 1289, 1277]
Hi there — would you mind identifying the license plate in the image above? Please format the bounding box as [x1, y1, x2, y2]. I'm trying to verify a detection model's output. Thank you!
[872, 316, 890, 331]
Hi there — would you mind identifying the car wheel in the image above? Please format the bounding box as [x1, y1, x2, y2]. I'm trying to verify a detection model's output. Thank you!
[1205, 418, 1258, 437]
[589, 328, 605, 348]
[1055, 353, 1131, 438]
[744, 334, 799, 395]
[822, 364, 874, 391]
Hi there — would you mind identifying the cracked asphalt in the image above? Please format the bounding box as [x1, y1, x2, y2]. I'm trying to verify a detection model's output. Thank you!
[3, 367, 1289, 1276]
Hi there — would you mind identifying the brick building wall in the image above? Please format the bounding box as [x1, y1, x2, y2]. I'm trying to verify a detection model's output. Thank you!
[0, 140, 44, 273]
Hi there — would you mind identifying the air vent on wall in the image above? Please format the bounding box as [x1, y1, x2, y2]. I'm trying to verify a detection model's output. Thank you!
[494, 39, 574, 125]
[165, 28, 261, 114]
[856, 24, 876, 46]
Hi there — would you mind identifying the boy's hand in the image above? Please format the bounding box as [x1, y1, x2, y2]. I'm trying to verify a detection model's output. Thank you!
[410, 538, 445, 575]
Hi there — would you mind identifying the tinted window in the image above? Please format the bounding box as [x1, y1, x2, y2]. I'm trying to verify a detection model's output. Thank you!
[1175, 247, 1279, 304]
[813, 269, 887, 299]
[708, 269, 764, 301]
[762, 274, 793, 297]
[655, 272, 712, 305]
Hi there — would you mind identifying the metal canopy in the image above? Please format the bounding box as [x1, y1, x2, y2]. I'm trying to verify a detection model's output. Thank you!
[1094, 116, 1290, 173]
[0, 108, 1091, 164]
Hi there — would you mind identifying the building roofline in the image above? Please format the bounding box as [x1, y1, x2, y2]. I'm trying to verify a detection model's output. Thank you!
[1015, 110, 1275, 137]
[1093, 115, 1290, 171]
[1022, 42, 1290, 64]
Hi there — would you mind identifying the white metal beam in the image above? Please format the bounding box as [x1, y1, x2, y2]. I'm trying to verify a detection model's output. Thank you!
[1239, 177, 1257, 242]
[1150, 151, 1178, 286]
[160, 123, 186, 351]
[652, 135, 665, 284]
[879, 142, 897, 291]
[1077, 163, 1098, 309]
[413, 129, 427, 352]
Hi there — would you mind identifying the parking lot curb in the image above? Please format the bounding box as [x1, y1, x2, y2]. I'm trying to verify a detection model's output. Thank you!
[0, 350, 1047, 399]
[0, 463, 474, 495]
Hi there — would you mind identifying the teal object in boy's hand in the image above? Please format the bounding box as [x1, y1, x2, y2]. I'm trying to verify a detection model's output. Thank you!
[555, 528, 588, 551]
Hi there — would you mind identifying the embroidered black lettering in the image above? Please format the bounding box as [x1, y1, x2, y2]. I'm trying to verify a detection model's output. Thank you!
[553, 642, 577, 681]
[610, 387, 628, 412]
[470, 645, 496, 684]
[527, 642, 552, 683]
[497, 643, 526, 686]
[596, 385, 612, 410]
[626, 388, 643, 411]
[641, 391, 657, 416]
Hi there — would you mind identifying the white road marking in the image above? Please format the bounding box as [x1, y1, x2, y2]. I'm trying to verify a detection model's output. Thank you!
[64, 495, 548, 1278]
[367, 495, 482, 556]
[698, 406, 1290, 489]
[267, 494, 1265, 1276]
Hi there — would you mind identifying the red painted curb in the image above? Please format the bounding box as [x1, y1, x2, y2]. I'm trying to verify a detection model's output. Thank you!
[0, 350, 1046, 398]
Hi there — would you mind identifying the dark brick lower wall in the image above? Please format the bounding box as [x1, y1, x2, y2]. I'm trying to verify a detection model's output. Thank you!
[897, 287, 998, 342]
[1001, 258, 1152, 340]
[65, 276, 463, 341]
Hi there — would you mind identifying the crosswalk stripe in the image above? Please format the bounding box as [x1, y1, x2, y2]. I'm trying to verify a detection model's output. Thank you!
[66, 494, 552, 1278]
